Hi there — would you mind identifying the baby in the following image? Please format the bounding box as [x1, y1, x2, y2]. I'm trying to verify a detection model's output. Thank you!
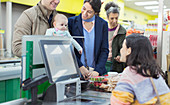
[45, 14, 82, 54]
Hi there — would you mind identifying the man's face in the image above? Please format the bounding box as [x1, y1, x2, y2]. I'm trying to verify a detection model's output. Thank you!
[41, 0, 60, 10]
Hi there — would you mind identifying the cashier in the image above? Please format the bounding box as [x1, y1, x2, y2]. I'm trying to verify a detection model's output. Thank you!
[68, 0, 109, 79]
[12, 0, 60, 57]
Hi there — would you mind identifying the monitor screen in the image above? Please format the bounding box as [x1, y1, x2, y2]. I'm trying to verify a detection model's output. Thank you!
[22, 35, 72, 80]
[39, 40, 80, 84]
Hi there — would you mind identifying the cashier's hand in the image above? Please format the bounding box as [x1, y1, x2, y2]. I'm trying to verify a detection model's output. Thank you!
[114, 56, 121, 62]
[88, 71, 99, 78]
[79, 66, 89, 80]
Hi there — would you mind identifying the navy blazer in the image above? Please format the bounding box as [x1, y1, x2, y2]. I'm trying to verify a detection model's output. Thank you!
[68, 14, 109, 75]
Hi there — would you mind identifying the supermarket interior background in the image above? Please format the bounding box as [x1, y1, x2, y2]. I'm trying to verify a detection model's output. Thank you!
[0, 0, 170, 104]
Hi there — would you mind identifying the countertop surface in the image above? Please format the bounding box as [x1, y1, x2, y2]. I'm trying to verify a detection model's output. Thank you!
[0, 90, 111, 105]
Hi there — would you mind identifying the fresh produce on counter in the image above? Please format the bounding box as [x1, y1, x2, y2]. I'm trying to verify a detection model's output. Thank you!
[89, 74, 121, 92]
[89, 76, 108, 88]
[100, 75, 121, 92]
[90, 76, 108, 82]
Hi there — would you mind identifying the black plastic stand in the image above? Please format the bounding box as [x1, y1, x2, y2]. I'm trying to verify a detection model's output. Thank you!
[22, 74, 48, 104]
[31, 86, 38, 103]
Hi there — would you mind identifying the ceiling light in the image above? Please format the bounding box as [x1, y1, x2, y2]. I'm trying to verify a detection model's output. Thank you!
[125, 0, 134, 1]
[152, 10, 158, 12]
[135, 1, 158, 6]
[164, 9, 170, 12]
[144, 6, 166, 9]
[152, 9, 170, 12]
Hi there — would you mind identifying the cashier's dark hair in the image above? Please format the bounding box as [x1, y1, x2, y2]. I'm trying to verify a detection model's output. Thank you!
[104, 2, 120, 18]
[84, 0, 101, 15]
[125, 34, 165, 79]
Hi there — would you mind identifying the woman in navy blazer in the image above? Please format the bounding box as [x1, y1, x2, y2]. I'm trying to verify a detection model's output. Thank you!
[68, 0, 109, 79]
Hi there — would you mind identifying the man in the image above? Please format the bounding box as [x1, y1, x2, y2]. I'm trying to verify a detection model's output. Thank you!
[12, 0, 60, 57]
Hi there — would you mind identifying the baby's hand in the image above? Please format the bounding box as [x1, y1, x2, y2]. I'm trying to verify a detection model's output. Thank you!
[79, 50, 82, 54]
[53, 32, 57, 36]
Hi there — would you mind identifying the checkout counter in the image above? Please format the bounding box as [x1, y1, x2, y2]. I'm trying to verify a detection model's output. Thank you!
[0, 87, 111, 105]
[0, 59, 21, 103]
[0, 36, 111, 105]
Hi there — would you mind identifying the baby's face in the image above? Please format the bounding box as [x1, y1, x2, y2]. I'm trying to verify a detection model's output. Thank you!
[54, 18, 68, 31]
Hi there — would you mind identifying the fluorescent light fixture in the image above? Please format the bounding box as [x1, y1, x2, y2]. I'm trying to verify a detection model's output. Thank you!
[164, 9, 170, 12]
[125, 0, 134, 1]
[144, 6, 166, 9]
[152, 9, 170, 12]
[152, 10, 158, 12]
[135, 1, 158, 6]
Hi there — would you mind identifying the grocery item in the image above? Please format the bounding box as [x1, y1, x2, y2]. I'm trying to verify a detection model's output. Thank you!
[100, 75, 121, 92]
[89, 74, 121, 92]
[89, 76, 108, 88]
[108, 72, 118, 77]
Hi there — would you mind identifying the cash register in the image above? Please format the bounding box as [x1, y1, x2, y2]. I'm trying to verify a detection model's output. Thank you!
[22, 36, 81, 104]
[39, 39, 81, 102]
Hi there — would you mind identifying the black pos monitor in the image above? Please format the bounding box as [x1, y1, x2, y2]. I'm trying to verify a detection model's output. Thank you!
[39, 40, 80, 84]
[39, 39, 81, 102]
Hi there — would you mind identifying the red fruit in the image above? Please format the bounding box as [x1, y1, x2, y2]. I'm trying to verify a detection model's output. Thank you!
[96, 82, 98, 86]
[102, 78, 108, 82]
[99, 83, 102, 86]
